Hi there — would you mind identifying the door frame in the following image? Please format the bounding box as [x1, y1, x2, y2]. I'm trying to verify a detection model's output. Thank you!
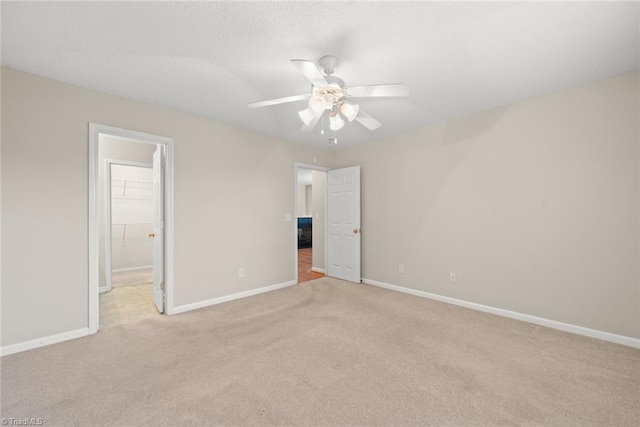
[294, 162, 329, 282]
[103, 159, 153, 294]
[89, 123, 175, 334]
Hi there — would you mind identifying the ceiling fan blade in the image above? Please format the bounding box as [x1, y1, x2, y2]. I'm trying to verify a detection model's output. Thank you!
[301, 112, 321, 133]
[346, 83, 409, 98]
[291, 59, 328, 87]
[355, 109, 382, 131]
[248, 93, 310, 108]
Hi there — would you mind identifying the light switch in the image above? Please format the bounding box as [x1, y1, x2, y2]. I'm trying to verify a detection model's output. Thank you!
[284, 213, 292, 222]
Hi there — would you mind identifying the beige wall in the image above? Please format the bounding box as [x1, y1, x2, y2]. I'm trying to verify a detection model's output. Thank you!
[334, 71, 639, 339]
[1, 67, 332, 347]
[306, 185, 312, 216]
[296, 184, 308, 217]
[296, 184, 312, 217]
[311, 170, 326, 271]
[2, 67, 638, 348]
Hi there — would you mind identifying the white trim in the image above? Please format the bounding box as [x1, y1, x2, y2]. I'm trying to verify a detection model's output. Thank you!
[89, 123, 175, 334]
[1, 328, 90, 357]
[89, 124, 100, 334]
[173, 280, 297, 315]
[104, 159, 112, 291]
[363, 278, 640, 349]
[112, 265, 154, 273]
[105, 159, 153, 291]
[311, 267, 325, 274]
[164, 141, 175, 314]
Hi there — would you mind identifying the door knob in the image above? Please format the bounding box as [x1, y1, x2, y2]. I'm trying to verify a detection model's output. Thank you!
[353, 228, 360, 234]
[148, 233, 155, 238]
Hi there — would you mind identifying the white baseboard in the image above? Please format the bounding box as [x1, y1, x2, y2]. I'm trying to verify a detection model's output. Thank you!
[311, 267, 325, 274]
[172, 280, 297, 315]
[362, 278, 640, 349]
[1, 328, 90, 357]
[112, 265, 153, 273]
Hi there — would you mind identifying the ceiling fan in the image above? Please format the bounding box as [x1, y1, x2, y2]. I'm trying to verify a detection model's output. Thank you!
[248, 55, 409, 134]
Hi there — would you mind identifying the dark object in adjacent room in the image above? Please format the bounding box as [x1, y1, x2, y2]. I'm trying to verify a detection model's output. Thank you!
[298, 217, 312, 249]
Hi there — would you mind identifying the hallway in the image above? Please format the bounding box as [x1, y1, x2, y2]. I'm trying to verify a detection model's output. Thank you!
[298, 248, 324, 283]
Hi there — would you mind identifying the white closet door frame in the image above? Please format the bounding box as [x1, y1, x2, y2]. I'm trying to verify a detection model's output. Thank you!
[89, 123, 175, 335]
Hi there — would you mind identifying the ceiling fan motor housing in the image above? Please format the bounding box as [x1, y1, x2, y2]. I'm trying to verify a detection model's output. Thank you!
[319, 55, 339, 76]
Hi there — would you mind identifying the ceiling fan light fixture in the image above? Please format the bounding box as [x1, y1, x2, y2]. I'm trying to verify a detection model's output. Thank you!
[308, 95, 327, 113]
[324, 93, 337, 107]
[329, 111, 345, 131]
[298, 107, 316, 126]
[249, 56, 408, 135]
[340, 102, 359, 122]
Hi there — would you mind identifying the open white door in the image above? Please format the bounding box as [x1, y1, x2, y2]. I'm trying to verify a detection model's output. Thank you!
[152, 146, 165, 313]
[327, 166, 361, 283]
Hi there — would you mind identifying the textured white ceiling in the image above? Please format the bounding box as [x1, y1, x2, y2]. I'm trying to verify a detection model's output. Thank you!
[2, 1, 638, 149]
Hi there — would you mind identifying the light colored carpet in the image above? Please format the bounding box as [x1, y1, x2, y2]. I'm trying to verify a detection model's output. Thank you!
[99, 283, 159, 328]
[111, 268, 153, 288]
[2, 277, 639, 426]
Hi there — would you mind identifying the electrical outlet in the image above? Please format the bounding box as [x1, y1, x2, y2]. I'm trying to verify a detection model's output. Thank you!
[449, 272, 456, 282]
[238, 268, 245, 278]
[398, 264, 405, 274]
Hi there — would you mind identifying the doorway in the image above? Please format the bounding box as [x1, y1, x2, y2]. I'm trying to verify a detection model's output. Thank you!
[101, 160, 156, 327]
[89, 123, 174, 334]
[295, 164, 328, 283]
